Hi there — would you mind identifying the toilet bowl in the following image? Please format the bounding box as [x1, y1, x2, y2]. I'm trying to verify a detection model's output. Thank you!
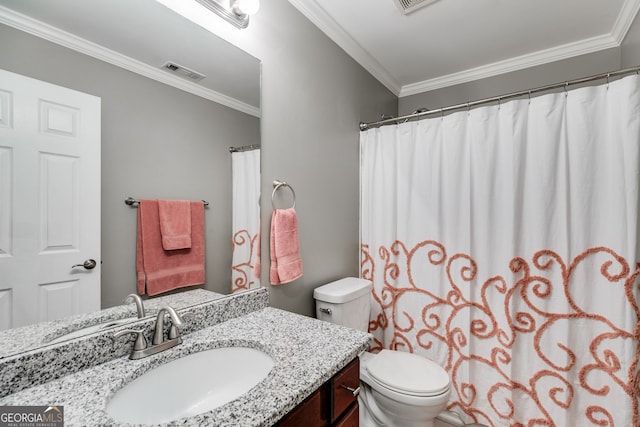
[358, 350, 450, 427]
[314, 278, 451, 427]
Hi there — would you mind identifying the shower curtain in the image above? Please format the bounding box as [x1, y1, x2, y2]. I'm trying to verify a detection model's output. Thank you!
[360, 75, 640, 426]
[231, 148, 261, 293]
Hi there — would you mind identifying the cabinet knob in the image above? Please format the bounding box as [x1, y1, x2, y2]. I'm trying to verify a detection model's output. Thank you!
[340, 384, 360, 397]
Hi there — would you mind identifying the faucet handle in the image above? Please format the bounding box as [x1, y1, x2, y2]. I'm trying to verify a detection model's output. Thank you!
[114, 328, 148, 351]
[168, 324, 180, 340]
[168, 311, 191, 340]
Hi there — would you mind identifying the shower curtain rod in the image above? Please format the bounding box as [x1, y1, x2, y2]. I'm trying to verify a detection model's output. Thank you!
[359, 65, 640, 131]
[228, 144, 260, 152]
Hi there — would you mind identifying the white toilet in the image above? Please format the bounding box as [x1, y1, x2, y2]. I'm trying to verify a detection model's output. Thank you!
[314, 278, 451, 427]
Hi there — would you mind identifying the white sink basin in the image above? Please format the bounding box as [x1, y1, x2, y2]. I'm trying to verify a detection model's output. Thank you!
[105, 346, 274, 424]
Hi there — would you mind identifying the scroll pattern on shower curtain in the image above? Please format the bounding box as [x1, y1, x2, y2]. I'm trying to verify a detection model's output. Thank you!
[360, 75, 640, 426]
[361, 243, 640, 426]
[231, 149, 261, 293]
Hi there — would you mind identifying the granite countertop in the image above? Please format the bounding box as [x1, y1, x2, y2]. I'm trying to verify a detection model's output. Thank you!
[0, 307, 371, 426]
[0, 289, 224, 358]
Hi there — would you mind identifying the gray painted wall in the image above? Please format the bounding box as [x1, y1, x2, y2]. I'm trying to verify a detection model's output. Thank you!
[398, 48, 621, 115]
[253, 2, 397, 317]
[0, 24, 260, 308]
[622, 11, 640, 67]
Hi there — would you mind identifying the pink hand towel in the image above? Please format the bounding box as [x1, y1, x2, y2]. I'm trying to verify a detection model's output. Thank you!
[158, 199, 192, 250]
[270, 208, 303, 285]
[137, 200, 205, 296]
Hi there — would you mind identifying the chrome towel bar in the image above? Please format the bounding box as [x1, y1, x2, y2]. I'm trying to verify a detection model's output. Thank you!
[124, 197, 209, 207]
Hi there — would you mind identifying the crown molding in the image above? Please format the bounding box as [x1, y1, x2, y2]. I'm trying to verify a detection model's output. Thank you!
[0, 6, 260, 117]
[612, 0, 640, 43]
[401, 0, 640, 97]
[287, 0, 401, 96]
[290, 0, 640, 99]
[399, 33, 620, 97]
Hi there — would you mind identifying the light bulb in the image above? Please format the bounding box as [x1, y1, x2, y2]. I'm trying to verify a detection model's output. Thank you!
[231, 0, 259, 16]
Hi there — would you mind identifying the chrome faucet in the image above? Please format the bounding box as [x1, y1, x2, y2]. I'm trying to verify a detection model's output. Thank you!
[114, 305, 184, 360]
[123, 293, 146, 318]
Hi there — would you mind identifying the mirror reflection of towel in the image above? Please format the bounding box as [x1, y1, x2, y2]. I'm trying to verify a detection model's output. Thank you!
[270, 208, 303, 285]
[158, 200, 192, 250]
[137, 200, 205, 296]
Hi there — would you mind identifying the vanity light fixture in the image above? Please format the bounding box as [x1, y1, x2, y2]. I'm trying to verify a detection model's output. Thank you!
[193, 0, 259, 29]
[231, 0, 260, 15]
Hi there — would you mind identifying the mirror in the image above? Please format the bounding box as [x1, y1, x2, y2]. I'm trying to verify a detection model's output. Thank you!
[0, 0, 261, 357]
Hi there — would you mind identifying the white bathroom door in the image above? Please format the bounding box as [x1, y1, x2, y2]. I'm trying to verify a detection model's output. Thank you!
[0, 69, 101, 330]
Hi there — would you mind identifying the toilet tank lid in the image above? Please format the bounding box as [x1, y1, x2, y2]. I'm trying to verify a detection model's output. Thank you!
[313, 278, 372, 303]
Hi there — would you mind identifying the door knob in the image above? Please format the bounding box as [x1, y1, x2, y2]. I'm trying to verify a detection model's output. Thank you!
[72, 259, 97, 270]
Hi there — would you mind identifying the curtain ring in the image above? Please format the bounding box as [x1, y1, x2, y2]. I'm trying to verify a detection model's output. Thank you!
[564, 82, 569, 97]
[606, 73, 610, 90]
[528, 90, 532, 104]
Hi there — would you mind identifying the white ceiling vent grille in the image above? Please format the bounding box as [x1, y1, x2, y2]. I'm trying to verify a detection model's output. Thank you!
[161, 62, 206, 82]
[393, 0, 438, 15]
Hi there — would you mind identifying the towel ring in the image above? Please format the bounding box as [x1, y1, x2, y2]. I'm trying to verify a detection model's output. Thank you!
[271, 180, 296, 210]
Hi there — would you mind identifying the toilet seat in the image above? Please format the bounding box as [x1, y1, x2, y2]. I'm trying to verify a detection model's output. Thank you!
[365, 350, 450, 397]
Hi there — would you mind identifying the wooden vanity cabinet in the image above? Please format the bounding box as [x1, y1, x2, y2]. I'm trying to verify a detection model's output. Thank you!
[276, 357, 360, 427]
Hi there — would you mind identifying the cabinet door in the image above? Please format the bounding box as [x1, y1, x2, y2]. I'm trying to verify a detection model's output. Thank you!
[276, 385, 330, 427]
[334, 403, 359, 427]
[331, 358, 360, 422]
[276, 357, 360, 427]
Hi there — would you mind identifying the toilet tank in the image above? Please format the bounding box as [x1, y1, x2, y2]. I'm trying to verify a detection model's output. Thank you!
[313, 278, 372, 332]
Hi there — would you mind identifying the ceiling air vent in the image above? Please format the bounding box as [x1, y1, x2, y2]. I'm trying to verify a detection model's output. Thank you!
[161, 62, 206, 82]
[393, 0, 438, 15]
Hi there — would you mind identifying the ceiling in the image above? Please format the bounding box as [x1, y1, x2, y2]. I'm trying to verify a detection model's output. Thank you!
[2, 0, 639, 105]
[288, 0, 640, 97]
[0, 0, 261, 116]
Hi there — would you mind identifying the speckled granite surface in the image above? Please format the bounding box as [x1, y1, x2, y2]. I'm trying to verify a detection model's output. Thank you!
[0, 307, 371, 427]
[0, 289, 224, 358]
[0, 288, 269, 397]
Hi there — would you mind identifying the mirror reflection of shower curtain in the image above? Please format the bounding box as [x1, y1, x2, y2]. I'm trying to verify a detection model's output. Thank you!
[231, 148, 261, 293]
